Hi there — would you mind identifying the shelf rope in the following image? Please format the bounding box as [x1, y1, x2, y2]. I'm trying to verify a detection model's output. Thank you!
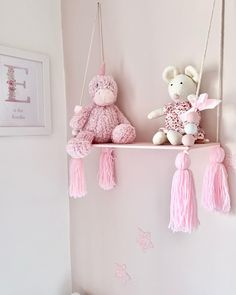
[79, 2, 104, 106]
[217, 0, 225, 142]
[196, 0, 225, 143]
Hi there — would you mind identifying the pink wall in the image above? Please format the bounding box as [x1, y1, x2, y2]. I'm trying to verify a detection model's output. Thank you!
[62, 0, 236, 294]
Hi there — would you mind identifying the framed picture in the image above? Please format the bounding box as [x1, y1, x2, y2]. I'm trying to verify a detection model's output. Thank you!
[0, 45, 51, 136]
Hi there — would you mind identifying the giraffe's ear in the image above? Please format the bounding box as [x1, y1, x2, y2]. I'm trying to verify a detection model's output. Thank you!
[185, 65, 199, 83]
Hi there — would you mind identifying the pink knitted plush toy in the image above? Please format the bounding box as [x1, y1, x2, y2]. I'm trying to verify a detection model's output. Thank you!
[67, 65, 136, 159]
[66, 64, 136, 198]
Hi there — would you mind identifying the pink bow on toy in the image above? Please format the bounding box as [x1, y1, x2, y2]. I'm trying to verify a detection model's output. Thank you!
[188, 93, 221, 111]
[181, 93, 221, 121]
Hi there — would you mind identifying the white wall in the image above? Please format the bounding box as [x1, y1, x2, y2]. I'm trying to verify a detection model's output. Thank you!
[0, 1, 71, 295]
[62, 0, 236, 294]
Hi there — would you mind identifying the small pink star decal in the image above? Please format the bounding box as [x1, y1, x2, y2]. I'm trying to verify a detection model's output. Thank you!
[137, 227, 154, 252]
[115, 263, 131, 284]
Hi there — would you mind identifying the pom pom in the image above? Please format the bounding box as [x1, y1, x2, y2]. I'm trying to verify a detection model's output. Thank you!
[175, 151, 191, 169]
[69, 158, 87, 198]
[112, 124, 136, 144]
[98, 148, 116, 190]
[202, 146, 231, 213]
[169, 152, 199, 233]
[210, 146, 225, 163]
[74, 105, 82, 113]
[184, 123, 198, 135]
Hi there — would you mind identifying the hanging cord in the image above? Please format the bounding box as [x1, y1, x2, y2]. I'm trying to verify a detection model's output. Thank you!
[216, 0, 225, 142]
[98, 2, 105, 64]
[79, 2, 104, 106]
[196, 0, 216, 96]
[196, 0, 225, 143]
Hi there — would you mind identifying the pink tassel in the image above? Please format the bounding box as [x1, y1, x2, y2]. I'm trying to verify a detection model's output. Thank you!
[202, 146, 230, 213]
[69, 158, 87, 198]
[169, 152, 199, 233]
[98, 148, 116, 190]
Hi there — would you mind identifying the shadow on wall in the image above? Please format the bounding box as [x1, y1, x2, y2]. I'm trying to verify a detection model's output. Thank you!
[222, 102, 236, 143]
[200, 65, 221, 141]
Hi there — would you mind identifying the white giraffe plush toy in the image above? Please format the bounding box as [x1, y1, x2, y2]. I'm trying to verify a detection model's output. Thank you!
[148, 65, 205, 145]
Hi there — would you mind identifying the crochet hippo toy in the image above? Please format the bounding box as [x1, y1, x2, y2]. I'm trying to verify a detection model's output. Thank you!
[67, 64, 136, 158]
[148, 65, 205, 146]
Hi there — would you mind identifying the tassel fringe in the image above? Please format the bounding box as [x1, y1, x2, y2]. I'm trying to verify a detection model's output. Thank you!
[169, 152, 199, 233]
[98, 148, 116, 190]
[69, 158, 87, 198]
[202, 146, 230, 213]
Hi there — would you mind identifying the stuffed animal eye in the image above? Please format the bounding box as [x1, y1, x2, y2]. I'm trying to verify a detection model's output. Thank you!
[170, 83, 173, 86]
[96, 83, 99, 87]
[180, 82, 183, 84]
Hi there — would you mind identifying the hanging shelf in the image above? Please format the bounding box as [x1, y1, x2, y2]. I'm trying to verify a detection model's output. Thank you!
[93, 142, 220, 151]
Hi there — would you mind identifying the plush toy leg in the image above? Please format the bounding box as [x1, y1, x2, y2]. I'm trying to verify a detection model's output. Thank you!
[152, 131, 167, 145]
[98, 148, 116, 190]
[112, 124, 136, 144]
[167, 130, 183, 145]
[169, 151, 199, 233]
[182, 134, 195, 147]
[202, 146, 231, 213]
[66, 131, 95, 158]
[69, 158, 87, 198]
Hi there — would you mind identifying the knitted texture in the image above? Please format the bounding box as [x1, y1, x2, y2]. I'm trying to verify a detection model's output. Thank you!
[112, 124, 136, 143]
[67, 74, 136, 158]
[75, 104, 135, 143]
[67, 131, 94, 158]
[89, 75, 118, 98]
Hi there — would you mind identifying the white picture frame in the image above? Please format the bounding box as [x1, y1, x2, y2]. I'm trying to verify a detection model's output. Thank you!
[0, 45, 51, 136]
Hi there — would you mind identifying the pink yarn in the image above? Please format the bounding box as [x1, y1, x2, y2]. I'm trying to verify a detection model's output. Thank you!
[98, 148, 116, 190]
[66, 66, 136, 196]
[81, 104, 134, 143]
[69, 158, 87, 198]
[112, 124, 136, 144]
[202, 146, 231, 213]
[66, 131, 94, 158]
[169, 152, 199, 233]
[89, 75, 118, 98]
[68, 74, 136, 159]
[98, 62, 106, 75]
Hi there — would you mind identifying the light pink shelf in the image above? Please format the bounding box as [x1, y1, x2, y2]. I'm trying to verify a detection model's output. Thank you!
[93, 142, 220, 151]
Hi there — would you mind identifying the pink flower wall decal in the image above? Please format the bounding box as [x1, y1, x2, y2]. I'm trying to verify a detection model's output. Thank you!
[115, 263, 131, 284]
[137, 227, 154, 252]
